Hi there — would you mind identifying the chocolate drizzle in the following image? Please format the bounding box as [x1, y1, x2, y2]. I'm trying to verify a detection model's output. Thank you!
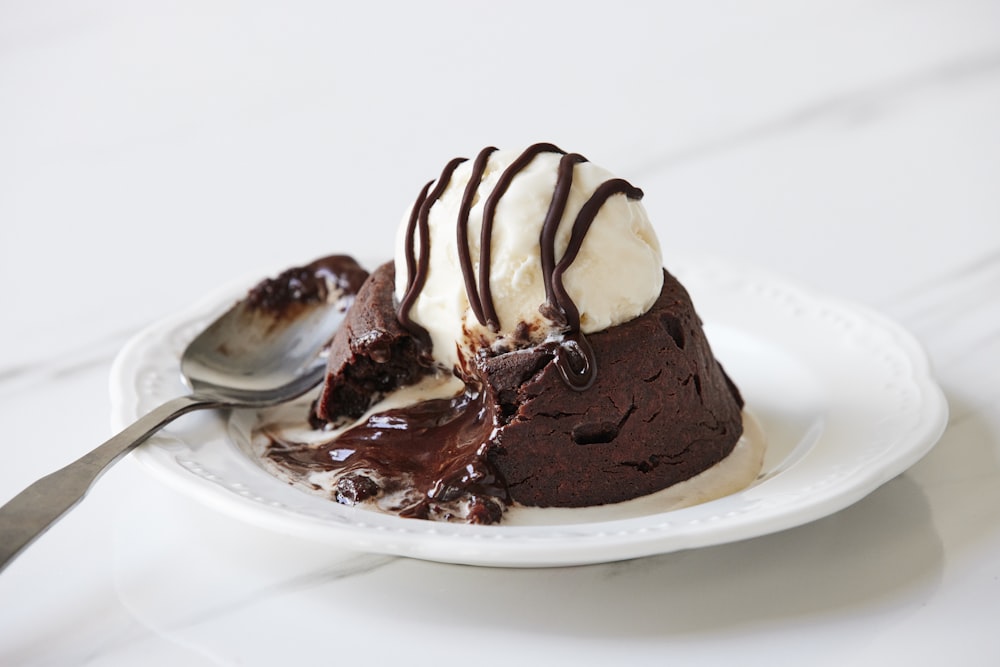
[396, 143, 644, 391]
[457, 146, 498, 325]
[397, 179, 432, 335]
[477, 142, 566, 329]
[397, 157, 467, 343]
[540, 152, 588, 319]
[548, 178, 645, 332]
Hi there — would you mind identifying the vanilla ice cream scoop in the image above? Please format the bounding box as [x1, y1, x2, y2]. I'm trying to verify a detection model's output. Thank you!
[394, 143, 663, 387]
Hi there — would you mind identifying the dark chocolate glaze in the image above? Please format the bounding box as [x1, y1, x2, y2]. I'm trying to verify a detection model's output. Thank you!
[396, 144, 644, 391]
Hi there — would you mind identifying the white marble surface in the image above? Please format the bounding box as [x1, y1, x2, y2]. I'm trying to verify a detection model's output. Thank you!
[1, 1, 998, 664]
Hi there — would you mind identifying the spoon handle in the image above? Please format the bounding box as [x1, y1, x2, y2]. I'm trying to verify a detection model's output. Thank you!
[0, 394, 215, 574]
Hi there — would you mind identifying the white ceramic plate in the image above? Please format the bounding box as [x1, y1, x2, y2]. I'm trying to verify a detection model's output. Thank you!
[110, 256, 948, 567]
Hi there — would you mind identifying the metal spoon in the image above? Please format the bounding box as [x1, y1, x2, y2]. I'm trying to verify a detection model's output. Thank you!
[0, 257, 364, 573]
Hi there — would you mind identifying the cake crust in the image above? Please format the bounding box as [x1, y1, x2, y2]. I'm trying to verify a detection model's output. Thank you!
[480, 269, 743, 507]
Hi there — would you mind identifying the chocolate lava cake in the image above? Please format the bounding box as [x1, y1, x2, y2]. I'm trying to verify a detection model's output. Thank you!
[262, 144, 747, 524]
[305, 261, 744, 512]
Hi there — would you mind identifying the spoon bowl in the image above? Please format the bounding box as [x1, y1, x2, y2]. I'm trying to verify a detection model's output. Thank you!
[181, 280, 350, 401]
[0, 255, 368, 573]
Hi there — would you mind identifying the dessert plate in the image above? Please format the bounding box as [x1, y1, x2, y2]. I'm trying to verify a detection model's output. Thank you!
[110, 256, 948, 567]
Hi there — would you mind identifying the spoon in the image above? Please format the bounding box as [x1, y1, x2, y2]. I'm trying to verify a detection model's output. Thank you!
[0, 255, 367, 574]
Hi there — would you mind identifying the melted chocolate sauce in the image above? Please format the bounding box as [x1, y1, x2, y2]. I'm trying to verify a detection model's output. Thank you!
[268, 386, 507, 523]
[395, 144, 644, 391]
